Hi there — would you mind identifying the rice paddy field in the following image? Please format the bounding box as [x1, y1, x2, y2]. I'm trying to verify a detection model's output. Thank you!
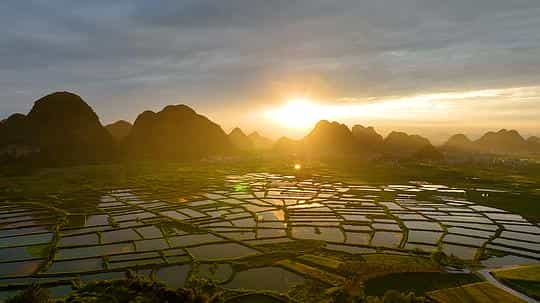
[492, 265, 540, 300]
[0, 160, 539, 301]
[427, 282, 527, 303]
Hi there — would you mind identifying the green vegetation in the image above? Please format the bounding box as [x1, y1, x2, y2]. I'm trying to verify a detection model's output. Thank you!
[277, 259, 346, 286]
[338, 254, 440, 283]
[297, 254, 344, 271]
[430, 251, 466, 268]
[5, 284, 53, 303]
[336, 160, 540, 220]
[493, 264, 540, 281]
[1, 158, 538, 221]
[26, 244, 52, 259]
[6, 276, 223, 303]
[427, 282, 527, 303]
[5, 282, 439, 303]
[1, 159, 538, 302]
[493, 265, 540, 300]
[64, 277, 222, 303]
[319, 288, 432, 303]
[364, 272, 481, 296]
[499, 280, 540, 301]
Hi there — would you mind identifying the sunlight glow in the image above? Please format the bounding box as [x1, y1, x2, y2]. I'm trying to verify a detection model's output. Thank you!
[263, 87, 537, 130]
[265, 98, 324, 129]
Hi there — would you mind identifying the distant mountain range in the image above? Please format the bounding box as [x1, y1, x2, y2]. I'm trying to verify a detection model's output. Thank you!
[227, 128, 273, 151]
[248, 131, 273, 151]
[272, 120, 441, 160]
[442, 129, 540, 155]
[1, 91, 538, 165]
[228, 127, 253, 151]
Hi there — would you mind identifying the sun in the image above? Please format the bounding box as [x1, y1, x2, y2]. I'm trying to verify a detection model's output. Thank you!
[266, 98, 323, 129]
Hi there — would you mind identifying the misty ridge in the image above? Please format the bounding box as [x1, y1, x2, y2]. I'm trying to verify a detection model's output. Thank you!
[1, 91, 539, 166]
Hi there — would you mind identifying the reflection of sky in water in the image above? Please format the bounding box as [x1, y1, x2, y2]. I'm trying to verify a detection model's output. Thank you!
[1, 260, 42, 278]
[273, 210, 284, 221]
[1, 172, 540, 290]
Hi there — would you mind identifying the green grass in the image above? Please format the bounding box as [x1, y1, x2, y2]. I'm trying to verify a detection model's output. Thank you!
[500, 279, 540, 301]
[493, 264, 540, 282]
[493, 265, 540, 300]
[297, 254, 343, 271]
[337, 254, 440, 283]
[364, 272, 481, 296]
[276, 259, 345, 286]
[427, 282, 527, 303]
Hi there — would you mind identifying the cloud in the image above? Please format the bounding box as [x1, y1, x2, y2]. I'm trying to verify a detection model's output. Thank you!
[0, 0, 539, 135]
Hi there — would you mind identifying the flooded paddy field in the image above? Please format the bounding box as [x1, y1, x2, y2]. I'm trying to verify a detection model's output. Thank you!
[0, 172, 538, 298]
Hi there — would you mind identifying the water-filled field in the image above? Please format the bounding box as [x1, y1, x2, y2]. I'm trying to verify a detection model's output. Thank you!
[0, 172, 538, 297]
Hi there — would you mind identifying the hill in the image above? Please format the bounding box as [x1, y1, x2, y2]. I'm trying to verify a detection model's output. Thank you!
[302, 120, 361, 156]
[248, 131, 273, 150]
[123, 104, 231, 160]
[383, 131, 432, 157]
[0, 92, 114, 164]
[475, 129, 529, 154]
[441, 134, 476, 153]
[527, 136, 540, 153]
[106, 120, 133, 142]
[442, 129, 539, 155]
[229, 127, 253, 151]
[351, 125, 384, 150]
[0, 113, 31, 146]
[411, 145, 445, 161]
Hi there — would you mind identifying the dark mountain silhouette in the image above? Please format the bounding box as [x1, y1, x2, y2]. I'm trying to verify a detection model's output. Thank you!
[274, 121, 439, 160]
[106, 120, 132, 142]
[0, 92, 114, 163]
[228, 127, 253, 151]
[441, 129, 539, 155]
[302, 120, 360, 156]
[474, 129, 528, 154]
[248, 131, 273, 150]
[124, 104, 231, 160]
[383, 131, 432, 157]
[2, 92, 537, 165]
[0, 113, 37, 160]
[411, 145, 444, 161]
[527, 136, 540, 153]
[0, 113, 31, 146]
[351, 125, 384, 150]
[441, 134, 476, 153]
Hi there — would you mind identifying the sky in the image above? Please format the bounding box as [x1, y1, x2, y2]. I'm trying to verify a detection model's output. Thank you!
[1, 0, 540, 143]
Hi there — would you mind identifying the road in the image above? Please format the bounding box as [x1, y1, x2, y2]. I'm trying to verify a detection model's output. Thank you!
[478, 269, 539, 303]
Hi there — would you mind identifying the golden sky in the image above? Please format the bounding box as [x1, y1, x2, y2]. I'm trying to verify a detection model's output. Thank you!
[1, 1, 540, 143]
[208, 85, 540, 143]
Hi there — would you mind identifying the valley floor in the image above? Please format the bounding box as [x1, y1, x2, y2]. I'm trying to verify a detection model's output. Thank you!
[0, 158, 538, 302]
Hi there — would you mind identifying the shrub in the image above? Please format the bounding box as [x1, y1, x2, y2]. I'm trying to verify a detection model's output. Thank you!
[6, 284, 53, 303]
